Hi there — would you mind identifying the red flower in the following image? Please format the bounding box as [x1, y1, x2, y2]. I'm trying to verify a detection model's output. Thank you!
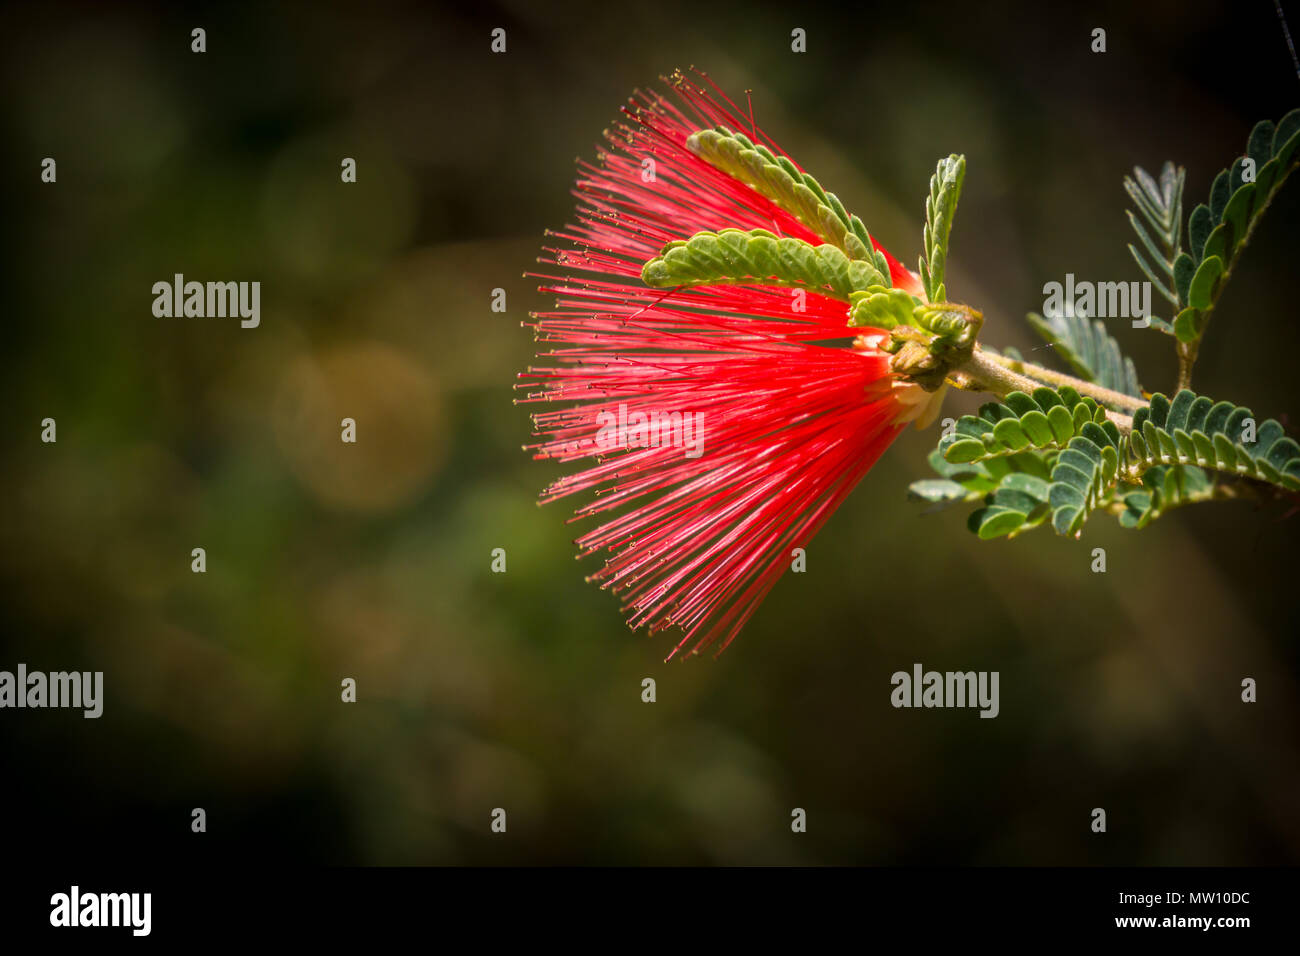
[519, 72, 937, 658]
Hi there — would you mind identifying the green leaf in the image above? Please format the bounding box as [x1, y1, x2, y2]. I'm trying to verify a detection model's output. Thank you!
[944, 438, 987, 464]
[1173, 306, 1199, 343]
[1273, 108, 1300, 169]
[1118, 464, 1216, 528]
[1024, 311, 1142, 398]
[847, 285, 924, 329]
[1123, 161, 1183, 305]
[1188, 203, 1212, 262]
[1251, 157, 1281, 218]
[923, 450, 994, 489]
[1145, 315, 1175, 335]
[641, 228, 885, 298]
[1128, 389, 1300, 492]
[686, 127, 890, 276]
[1275, 107, 1300, 148]
[1221, 182, 1254, 243]
[975, 506, 1030, 539]
[1200, 222, 1230, 266]
[937, 387, 1108, 464]
[1048, 421, 1123, 536]
[1246, 120, 1275, 171]
[965, 465, 1054, 539]
[1159, 107, 1300, 355]
[919, 154, 966, 302]
[1172, 252, 1194, 305]
[1209, 169, 1230, 222]
[1187, 255, 1223, 310]
[912, 447, 1056, 533]
[907, 478, 970, 502]
[1000, 472, 1051, 499]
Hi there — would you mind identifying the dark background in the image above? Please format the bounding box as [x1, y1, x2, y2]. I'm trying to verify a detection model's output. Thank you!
[1, 0, 1297, 865]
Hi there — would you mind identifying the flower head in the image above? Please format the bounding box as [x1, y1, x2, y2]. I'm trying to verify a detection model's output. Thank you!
[518, 71, 938, 657]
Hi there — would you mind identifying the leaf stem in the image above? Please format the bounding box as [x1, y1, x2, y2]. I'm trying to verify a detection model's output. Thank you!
[948, 346, 1140, 432]
[977, 349, 1148, 411]
[1176, 341, 1197, 391]
[1177, 162, 1295, 391]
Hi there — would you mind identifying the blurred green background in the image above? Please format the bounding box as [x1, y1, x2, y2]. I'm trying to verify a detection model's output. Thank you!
[1, 0, 1298, 865]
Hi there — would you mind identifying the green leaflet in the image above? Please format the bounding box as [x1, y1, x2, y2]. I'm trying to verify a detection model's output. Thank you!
[909, 449, 1056, 539]
[938, 386, 1117, 465]
[1048, 420, 1123, 536]
[641, 228, 886, 299]
[851, 296, 982, 366]
[914, 449, 998, 497]
[912, 303, 982, 349]
[918, 154, 966, 303]
[1123, 161, 1185, 315]
[926, 387, 1300, 538]
[1168, 108, 1300, 346]
[1024, 311, 1143, 398]
[923, 385, 1122, 539]
[907, 477, 972, 503]
[966, 470, 1054, 540]
[1127, 389, 1300, 492]
[1117, 464, 1215, 529]
[686, 127, 893, 282]
[847, 286, 924, 330]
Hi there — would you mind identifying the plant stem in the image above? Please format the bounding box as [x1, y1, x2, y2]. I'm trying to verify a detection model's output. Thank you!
[977, 349, 1148, 411]
[948, 346, 1140, 433]
[946, 347, 1044, 397]
[1176, 341, 1197, 392]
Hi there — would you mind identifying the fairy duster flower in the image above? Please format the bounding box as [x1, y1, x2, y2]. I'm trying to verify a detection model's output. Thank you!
[518, 71, 949, 658]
